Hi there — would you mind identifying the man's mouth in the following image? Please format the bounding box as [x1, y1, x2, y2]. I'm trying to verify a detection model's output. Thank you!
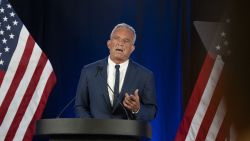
[115, 49, 123, 52]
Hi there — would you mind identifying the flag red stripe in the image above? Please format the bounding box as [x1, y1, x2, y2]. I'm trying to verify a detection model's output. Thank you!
[0, 71, 5, 86]
[0, 35, 35, 126]
[215, 113, 231, 141]
[4, 52, 47, 141]
[23, 71, 56, 141]
[175, 54, 215, 140]
[195, 68, 225, 140]
[195, 97, 223, 141]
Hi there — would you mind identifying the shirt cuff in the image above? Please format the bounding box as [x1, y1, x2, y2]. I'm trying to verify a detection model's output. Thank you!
[132, 107, 140, 114]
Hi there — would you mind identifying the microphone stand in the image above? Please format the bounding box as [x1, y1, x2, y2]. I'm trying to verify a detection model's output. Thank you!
[56, 97, 76, 118]
[96, 66, 130, 120]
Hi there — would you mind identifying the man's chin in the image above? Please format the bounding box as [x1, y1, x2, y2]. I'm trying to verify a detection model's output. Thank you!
[113, 54, 123, 59]
[112, 56, 127, 63]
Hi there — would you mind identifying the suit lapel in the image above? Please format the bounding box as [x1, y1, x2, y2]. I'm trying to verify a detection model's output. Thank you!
[112, 60, 137, 112]
[98, 59, 112, 110]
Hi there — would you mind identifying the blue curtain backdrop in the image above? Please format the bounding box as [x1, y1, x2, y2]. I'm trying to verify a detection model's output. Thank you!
[11, 0, 185, 140]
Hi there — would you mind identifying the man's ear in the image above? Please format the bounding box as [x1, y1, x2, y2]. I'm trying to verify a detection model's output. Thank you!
[131, 45, 135, 53]
[107, 40, 111, 49]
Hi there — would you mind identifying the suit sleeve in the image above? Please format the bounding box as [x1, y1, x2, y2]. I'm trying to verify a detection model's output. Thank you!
[135, 72, 157, 121]
[75, 68, 92, 118]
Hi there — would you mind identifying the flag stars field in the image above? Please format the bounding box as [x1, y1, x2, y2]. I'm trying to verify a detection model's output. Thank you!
[0, 8, 4, 13]
[9, 33, 13, 39]
[216, 45, 221, 51]
[3, 16, 7, 21]
[6, 24, 10, 30]
[13, 20, 18, 26]
[2, 37, 6, 43]
[221, 32, 226, 37]
[4, 46, 9, 52]
[0, 59, 4, 65]
[9, 12, 14, 17]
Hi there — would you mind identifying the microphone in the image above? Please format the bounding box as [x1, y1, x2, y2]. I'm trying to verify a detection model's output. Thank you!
[95, 66, 103, 77]
[56, 96, 76, 118]
[96, 65, 131, 120]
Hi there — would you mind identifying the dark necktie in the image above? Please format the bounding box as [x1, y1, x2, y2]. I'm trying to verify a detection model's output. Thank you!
[114, 65, 120, 103]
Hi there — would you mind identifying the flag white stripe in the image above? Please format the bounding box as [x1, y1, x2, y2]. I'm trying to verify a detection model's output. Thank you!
[0, 44, 41, 140]
[230, 125, 236, 141]
[185, 55, 224, 141]
[0, 26, 29, 107]
[13, 60, 53, 141]
[206, 98, 226, 140]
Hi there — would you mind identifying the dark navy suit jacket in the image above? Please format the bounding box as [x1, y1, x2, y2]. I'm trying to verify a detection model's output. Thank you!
[75, 58, 157, 121]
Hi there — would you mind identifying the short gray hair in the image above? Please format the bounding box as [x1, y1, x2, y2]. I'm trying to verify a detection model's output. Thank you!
[110, 23, 136, 44]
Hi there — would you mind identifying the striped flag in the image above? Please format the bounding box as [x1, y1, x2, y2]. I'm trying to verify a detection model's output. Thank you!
[175, 21, 234, 141]
[0, 0, 56, 140]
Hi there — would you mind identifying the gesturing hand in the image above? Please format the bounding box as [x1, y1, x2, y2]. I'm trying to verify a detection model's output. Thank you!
[123, 89, 140, 113]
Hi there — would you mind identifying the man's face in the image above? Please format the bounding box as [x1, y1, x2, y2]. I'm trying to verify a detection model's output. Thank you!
[107, 27, 135, 64]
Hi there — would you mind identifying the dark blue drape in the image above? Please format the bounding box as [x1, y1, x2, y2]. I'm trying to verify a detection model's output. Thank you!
[11, 0, 185, 140]
[42, 1, 183, 141]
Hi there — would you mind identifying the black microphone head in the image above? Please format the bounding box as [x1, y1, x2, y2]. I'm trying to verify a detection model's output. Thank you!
[97, 65, 103, 71]
[95, 65, 104, 77]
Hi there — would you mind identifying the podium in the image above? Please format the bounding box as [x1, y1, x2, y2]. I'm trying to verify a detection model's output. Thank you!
[36, 118, 152, 141]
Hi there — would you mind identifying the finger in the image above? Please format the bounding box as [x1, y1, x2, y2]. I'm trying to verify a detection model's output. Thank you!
[126, 99, 134, 106]
[129, 95, 137, 101]
[122, 100, 126, 106]
[127, 99, 138, 108]
[125, 93, 132, 101]
[127, 97, 136, 105]
[124, 96, 130, 101]
[125, 93, 130, 97]
[124, 94, 133, 101]
[124, 97, 131, 104]
[123, 100, 129, 108]
[123, 102, 130, 109]
[128, 95, 139, 108]
[130, 95, 139, 103]
[125, 95, 137, 106]
[126, 99, 136, 106]
[127, 97, 135, 103]
[131, 89, 139, 100]
[134, 89, 139, 96]
[123, 100, 132, 109]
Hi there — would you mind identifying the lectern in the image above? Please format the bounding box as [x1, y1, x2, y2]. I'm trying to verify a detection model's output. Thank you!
[36, 118, 152, 141]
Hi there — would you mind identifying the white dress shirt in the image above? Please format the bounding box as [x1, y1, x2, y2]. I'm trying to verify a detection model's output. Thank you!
[107, 56, 129, 106]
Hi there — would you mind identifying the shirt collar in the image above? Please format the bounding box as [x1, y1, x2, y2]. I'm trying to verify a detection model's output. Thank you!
[108, 56, 129, 70]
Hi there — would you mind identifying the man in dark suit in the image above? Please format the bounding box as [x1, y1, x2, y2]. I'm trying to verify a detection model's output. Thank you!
[75, 23, 157, 121]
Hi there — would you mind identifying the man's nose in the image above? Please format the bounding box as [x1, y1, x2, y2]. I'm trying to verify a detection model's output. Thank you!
[117, 40, 125, 46]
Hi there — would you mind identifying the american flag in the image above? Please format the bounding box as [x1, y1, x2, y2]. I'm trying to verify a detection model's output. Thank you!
[175, 21, 235, 141]
[0, 0, 56, 140]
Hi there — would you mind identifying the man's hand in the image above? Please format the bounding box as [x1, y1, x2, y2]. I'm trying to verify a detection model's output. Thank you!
[123, 89, 140, 113]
